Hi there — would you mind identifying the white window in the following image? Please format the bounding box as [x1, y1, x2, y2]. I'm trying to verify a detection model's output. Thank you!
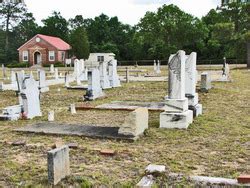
[97, 56, 104, 62]
[22, 51, 28, 61]
[49, 51, 55, 61]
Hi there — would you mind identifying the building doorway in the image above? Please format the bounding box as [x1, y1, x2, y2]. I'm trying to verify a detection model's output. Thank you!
[34, 51, 42, 65]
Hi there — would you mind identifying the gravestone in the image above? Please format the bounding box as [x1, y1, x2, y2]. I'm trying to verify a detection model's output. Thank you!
[185, 52, 202, 117]
[156, 60, 161, 74]
[220, 58, 230, 81]
[153, 60, 157, 72]
[74, 59, 81, 85]
[65, 59, 71, 66]
[47, 145, 70, 185]
[39, 69, 49, 93]
[20, 77, 42, 119]
[16, 71, 25, 92]
[99, 61, 111, 89]
[54, 68, 59, 80]
[84, 68, 104, 101]
[70, 104, 76, 114]
[118, 108, 148, 139]
[201, 72, 212, 92]
[108, 59, 121, 87]
[48, 111, 55, 122]
[65, 73, 70, 87]
[11, 71, 16, 85]
[160, 50, 193, 129]
[50, 64, 55, 73]
[79, 59, 88, 81]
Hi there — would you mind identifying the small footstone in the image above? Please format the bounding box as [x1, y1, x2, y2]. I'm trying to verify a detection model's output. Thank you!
[145, 164, 166, 174]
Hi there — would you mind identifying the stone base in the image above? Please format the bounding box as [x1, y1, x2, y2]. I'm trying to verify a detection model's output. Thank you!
[84, 89, 105, 101]
[163, 97, 188, 112]
[40, 87, 49, 93]
[160, 110, 193, 129]
[189, 103, 202, 118]
[186, 93, 198, 106]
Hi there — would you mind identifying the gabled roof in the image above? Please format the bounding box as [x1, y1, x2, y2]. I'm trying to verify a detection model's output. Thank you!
[18, 34, 71, 51]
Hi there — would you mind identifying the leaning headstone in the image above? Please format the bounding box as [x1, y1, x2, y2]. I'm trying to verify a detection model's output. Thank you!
[20, 77, 42, 119]
[185, 52, 202, 117]
[118, 108, 148, 139]
[201, 72, 212, 92]
[108, 59, 121, 87]
[50, 64, 55, 73]
[39, 69, 49, 93]
[84, 68, 104, 101]
[160, 50, 193, 129]
[47, 145, 70, 185]
[99, 61, 111, 89]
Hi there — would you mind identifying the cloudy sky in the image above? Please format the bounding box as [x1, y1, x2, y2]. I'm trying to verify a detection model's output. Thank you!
[25, 0, 221, 26]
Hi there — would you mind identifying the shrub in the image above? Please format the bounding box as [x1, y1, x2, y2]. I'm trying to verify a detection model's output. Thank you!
[43, 62, 64, 67]
[7, 61, 30, 68]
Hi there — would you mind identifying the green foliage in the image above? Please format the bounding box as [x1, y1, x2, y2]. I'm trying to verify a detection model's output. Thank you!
[43, 62, 64, 67]
[40, 11, 69, 42]
[70, 27, 90, 59]
[7, 61, 29, 68]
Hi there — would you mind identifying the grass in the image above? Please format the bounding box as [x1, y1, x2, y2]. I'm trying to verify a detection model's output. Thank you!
[0, 68, 249, 186]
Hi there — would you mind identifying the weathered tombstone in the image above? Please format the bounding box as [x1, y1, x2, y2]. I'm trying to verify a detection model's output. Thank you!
[108, 59, 121, 87]
[160, 50, 193, 129]
[64, 72, 70, 87]
[47, 145, 70, 185]
[118, 108, 148, 139]
[84, 68, 104, 101]
[201, 72, 212, 92]
[39, 69, 49, 93]
[20, 77, 42, 119]
[48, 111, 55, 122]
[99, 61, 111, 89]
[156, 60, 161, 74]
[185, 52, 202, 117]
[50, 64, 55, 73]
[54, 68, 59, 80]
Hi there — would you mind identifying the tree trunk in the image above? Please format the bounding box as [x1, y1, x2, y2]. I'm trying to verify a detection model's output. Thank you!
[5, 5, 10, 64]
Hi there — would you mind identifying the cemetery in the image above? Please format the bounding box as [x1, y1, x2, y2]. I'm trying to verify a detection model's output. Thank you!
[0, 0, 249, 187]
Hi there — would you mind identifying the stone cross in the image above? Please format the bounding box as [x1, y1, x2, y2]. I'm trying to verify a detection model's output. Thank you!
[47, 146, 70, 185]
[20, 77, 42, 119]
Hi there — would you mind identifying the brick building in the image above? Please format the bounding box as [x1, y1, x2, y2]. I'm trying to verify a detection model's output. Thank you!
[17, 34, 71, 66]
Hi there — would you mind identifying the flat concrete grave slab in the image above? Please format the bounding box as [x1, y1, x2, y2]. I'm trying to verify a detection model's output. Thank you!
[15, 123, 135, 140]
[95, 101, 166, 111]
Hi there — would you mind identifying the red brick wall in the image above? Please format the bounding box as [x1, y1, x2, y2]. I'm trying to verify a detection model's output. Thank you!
[18, 37, 67, 66]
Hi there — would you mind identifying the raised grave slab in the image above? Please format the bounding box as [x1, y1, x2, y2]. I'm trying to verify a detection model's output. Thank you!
[15, 123, 135, 140]
[95, 101, 166, 111]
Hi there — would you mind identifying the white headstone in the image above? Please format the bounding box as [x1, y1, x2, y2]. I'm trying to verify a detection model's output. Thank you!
[160, 50, 193, 129]
[84, 68, 104, 100]
[153, 60, 157, 72]
[156, 60, 161, 74]
[54, 68, 59, 80]
[39, 69, 49, 92]
[50, 64, 55, 73]
[20, 77, 42, 119]
[70, 104, 76, 114]
[99, 61, 111, 89]
[108, 59, 121, 88]
[65, 59, 71, 66]
[48, 111, 55, 122]
[10, 71, 16, 85]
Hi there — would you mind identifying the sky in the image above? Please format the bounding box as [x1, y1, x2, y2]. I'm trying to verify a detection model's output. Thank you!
[25, 0, 221, 26]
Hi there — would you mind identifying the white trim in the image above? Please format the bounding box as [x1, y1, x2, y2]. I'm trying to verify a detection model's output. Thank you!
[49, 51, 55, 61]
[22, 51, 28, 62]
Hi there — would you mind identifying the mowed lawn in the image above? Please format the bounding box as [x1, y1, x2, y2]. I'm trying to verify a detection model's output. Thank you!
[0, 68, 249, 186]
